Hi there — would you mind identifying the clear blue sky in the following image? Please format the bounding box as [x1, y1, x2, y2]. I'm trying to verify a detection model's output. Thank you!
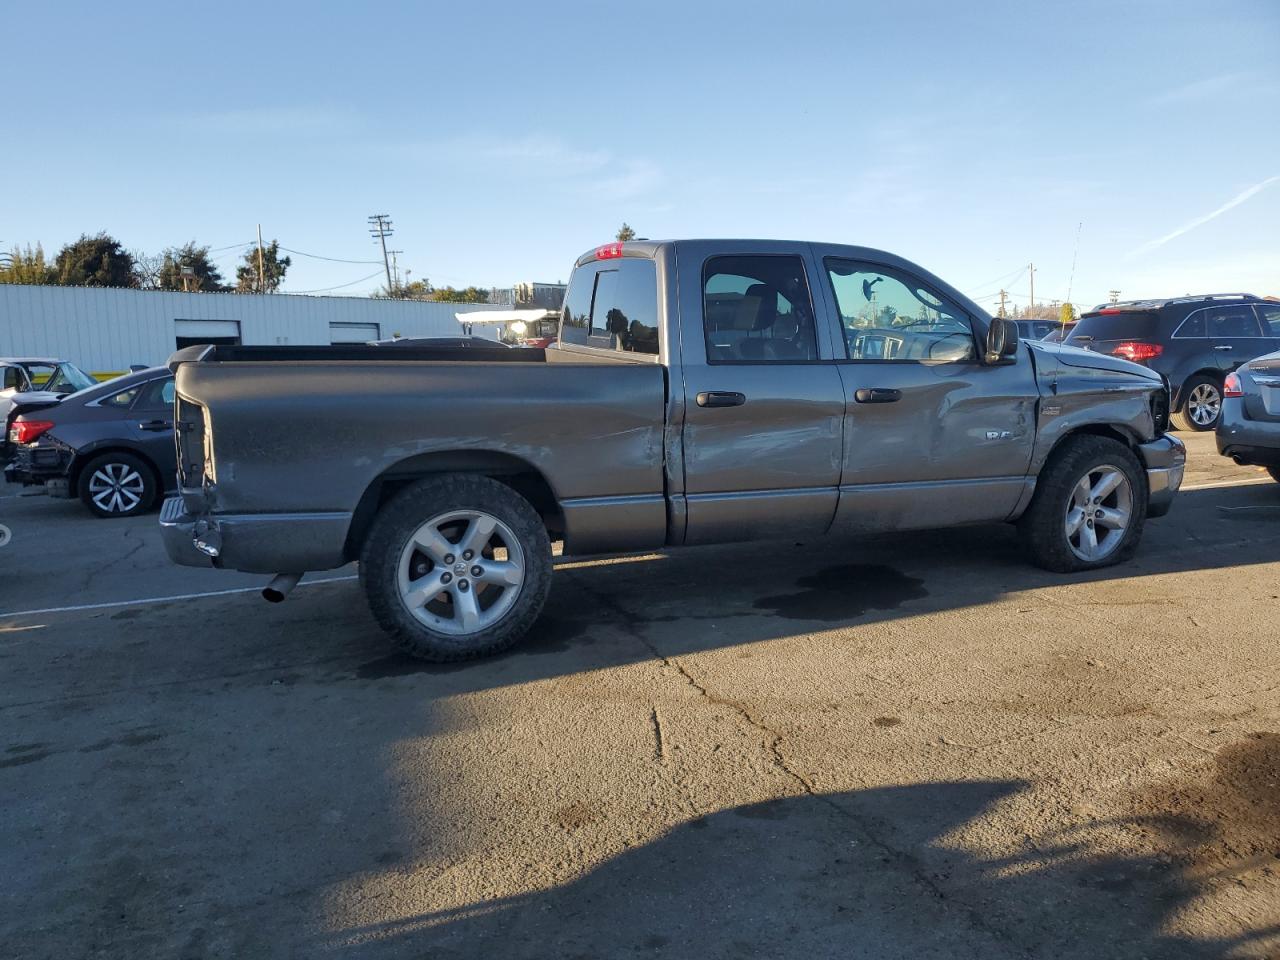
[3, 0, 1277, 309]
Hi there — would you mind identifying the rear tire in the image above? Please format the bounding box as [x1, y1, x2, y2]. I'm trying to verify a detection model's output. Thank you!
[360, 475, 552, 661]
[1171, 375, 1222, 431]
[77, 452, 157, 518]
[1018, 436, 1147, 573]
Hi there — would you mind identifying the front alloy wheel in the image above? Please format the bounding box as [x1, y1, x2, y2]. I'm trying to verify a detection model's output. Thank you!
[1064, 465, 1133, 562]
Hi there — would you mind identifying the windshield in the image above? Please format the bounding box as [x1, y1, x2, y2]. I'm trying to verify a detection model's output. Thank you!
[22, 361, 98, 394]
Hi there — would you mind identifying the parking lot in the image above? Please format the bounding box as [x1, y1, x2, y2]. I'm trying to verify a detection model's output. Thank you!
[2, 430, 1278, 959]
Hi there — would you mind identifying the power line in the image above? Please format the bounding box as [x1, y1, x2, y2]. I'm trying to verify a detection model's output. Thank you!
[287, 270, 386, 294]
[964, 265, 1029, 295]
[277, 245, 382, 265]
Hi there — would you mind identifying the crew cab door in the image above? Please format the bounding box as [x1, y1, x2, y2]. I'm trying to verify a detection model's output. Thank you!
[813, 252, 1037, 533]
[675, 243, 845, 545]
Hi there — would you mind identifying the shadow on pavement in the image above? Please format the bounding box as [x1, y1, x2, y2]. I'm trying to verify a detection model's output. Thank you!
[321, 774, 1280, 959]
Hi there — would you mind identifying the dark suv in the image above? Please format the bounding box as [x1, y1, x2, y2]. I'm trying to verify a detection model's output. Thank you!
[1066, 294, 1280, 431]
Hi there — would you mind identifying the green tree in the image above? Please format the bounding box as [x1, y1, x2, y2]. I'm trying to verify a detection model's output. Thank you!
[54, 233, 135, 287]
[235, 240, 291, 293]
[615, 223, 636, 242]
[429, 286, 490, 303]
[0, 243, 55, 284]
[1059, 302, 1077, 326]
[157, 242, 227, 292]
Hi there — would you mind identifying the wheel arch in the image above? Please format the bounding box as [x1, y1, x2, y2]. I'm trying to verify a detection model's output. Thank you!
[70, 443, 164, 494]
[1173, 367, 1223, 408]
[1016, 423, 1147, 521]
[343, 450, 563, 561]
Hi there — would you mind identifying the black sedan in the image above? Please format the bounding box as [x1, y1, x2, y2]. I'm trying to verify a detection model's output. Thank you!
[5, 367, 176, 518]
[1217, 349, 1280, 482]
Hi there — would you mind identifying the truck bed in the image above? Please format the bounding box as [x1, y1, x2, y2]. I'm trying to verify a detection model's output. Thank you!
[170, 348, 671, 569]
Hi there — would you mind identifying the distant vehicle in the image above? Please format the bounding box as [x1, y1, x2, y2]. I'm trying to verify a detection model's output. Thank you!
[368, 336, 508, 348]
[1217, 349, 1280, 482]
[1040, 322, 1076, 343]
[162, 238, 1183, 662]
[1, 357, 98, 462]
[1066, 294, 1280, 431]
[1014, 319, 1059, 342]
[5, 367, 176, 518]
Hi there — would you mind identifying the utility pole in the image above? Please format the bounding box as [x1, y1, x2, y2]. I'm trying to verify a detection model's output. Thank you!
[257, 224, 266, 294]
[1108, 289, 1121, 304]
[368, 215, 394, 293]
[388, 250, 404, 294]
[1028, 262, 1036, 311]
[997, 289, 1009, 318]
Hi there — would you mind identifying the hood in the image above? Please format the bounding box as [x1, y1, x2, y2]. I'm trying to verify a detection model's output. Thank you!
[1027, 340, 1162, 382]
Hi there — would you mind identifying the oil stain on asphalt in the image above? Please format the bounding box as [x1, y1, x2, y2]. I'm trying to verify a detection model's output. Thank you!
[753, 564, 928, 621]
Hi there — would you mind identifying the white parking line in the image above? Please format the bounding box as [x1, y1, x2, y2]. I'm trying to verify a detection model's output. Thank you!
[1181, 476, 1275, 492]
[0, 575, 360, 619]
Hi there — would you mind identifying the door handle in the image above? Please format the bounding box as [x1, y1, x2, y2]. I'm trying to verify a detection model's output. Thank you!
[854, 387, 902, 404]
[138, 419, 173, 431]
[696, 391, 747, 408]
[1214, 345, 1232, 351]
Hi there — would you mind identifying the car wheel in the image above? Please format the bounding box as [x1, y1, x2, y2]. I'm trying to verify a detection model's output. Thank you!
[360, 474, 553, 661]
[1018, 436, 1147, 573]
[1171, 375, 1222, 431]
[77, 452, 157, 518]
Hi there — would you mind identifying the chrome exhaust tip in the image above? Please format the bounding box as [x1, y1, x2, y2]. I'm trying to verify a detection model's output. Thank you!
[262, 573, 303, 603]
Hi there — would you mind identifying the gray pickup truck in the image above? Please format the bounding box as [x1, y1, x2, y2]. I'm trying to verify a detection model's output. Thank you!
[162, 240, 1185, 660]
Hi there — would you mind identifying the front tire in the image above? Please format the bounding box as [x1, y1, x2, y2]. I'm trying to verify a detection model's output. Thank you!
[77, 452, 157, 518]
[360, 475, 552, 661]
[1172, 375, 1222, 431]
[1018, 436, 1147, 573]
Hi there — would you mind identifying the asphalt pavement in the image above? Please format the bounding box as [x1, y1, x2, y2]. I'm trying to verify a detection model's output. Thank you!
[2, 431, 1278, 959]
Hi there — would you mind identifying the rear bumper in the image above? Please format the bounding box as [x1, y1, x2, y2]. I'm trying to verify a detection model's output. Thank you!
[1137, 434, 1185, 519]
[159, 496, 351, 573]
[1215, 399, 1280, 466]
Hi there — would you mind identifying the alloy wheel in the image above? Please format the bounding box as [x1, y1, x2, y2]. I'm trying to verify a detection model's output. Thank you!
[396, 509, 526, 635]
[1064, 464, 1133, 562]
[1187, 382, 1221, 427]
[88, 463, 146, 514]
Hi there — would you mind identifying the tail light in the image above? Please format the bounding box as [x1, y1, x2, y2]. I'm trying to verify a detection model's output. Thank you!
[1223, 372, 1243, 398]
[11, 419, 54, 444]
[1111, 341, 1163, 362]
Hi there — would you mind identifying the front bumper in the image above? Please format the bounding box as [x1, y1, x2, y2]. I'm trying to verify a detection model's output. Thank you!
[1138, 434, 1185, 519]
[1215, 398, 1280, 467]
[159, 496, 352, 574]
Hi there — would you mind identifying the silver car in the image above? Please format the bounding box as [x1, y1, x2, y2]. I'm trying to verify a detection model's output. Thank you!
[1216, 349, 1280, 482]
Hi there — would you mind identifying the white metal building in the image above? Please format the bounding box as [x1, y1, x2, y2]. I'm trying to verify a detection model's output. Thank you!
[0, 284, 510, 373]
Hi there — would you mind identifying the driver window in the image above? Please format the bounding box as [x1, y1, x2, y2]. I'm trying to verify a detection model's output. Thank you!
[825, 259, 976, 363]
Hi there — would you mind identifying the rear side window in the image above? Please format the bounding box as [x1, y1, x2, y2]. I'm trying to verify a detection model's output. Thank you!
[1174, 312, 1206, 338]
[702, 255, 818, 363]
[102, 385, 143, 408]
[1068, 311, 1159, 342]
[1258, 304, 1280, 336]
[559, 259, 659, 355]
[1206, 305, 1263, 338]
[136, 378, 176, 410]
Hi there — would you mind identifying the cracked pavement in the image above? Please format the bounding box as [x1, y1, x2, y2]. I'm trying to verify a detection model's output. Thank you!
[2, 431, 1279, 959]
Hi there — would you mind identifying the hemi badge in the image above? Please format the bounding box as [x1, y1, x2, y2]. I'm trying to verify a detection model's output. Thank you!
[1041, 405, 1061, 416]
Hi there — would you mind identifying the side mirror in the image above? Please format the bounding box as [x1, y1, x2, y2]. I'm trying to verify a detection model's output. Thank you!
[985, 318, 1019, 364]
